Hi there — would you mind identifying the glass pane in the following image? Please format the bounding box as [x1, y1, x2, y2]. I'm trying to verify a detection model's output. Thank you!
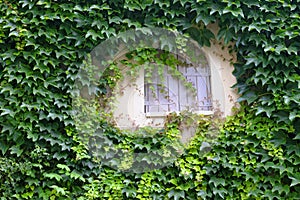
[144, 52, 212, 113]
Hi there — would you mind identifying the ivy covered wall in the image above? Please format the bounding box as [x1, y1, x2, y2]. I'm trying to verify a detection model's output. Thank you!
[0, 0, 299, 199]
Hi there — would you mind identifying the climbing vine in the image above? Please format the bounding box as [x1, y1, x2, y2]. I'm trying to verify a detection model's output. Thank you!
[0, 0, 300, 199]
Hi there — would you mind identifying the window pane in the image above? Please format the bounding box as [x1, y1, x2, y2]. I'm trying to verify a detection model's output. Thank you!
[144, 53, 212, 113]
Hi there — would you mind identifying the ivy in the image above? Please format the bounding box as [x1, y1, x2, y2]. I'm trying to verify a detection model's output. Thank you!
[1, 0, 300, 199]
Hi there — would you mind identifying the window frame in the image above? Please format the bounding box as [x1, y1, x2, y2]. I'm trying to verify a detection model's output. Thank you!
[143, 52, 213, 117]
[109, 39, 239, 129]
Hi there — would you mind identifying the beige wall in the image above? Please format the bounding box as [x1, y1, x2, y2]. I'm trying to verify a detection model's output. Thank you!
[202, 43, 238, 117]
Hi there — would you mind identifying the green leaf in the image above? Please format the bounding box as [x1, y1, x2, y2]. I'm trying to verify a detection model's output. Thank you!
[70, 170, 85, 182]
[294, 133, 300, 140]
[44, 173, 62, 181]
[10, 145, 24, 157]
[57, 164, 71, 172]
[85, 30, 102, 40]
[255, 106, 275, 118]
[27, 131, 39, 142]
[49, 185, 66, 195]
[109, 16, 122, 24]
[0, 108, 16, 118]
[209, 176, 225, 187]
[169, 178, 178, 186]
[122, 187, 137, 198]
[200, 142, 211, 152]
[9, 31, 19, 37]
[0, 140, 9, 155]
[223, 6, 244, 18]
[167, 189, 185, 200]
[212, 187, 227, 199]
[238, 91, 257, 104]
[289, 173, 300, 187]
[217, 27, 234, 44]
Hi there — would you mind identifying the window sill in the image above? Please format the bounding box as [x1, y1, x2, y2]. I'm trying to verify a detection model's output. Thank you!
[145, 110, 213, 118]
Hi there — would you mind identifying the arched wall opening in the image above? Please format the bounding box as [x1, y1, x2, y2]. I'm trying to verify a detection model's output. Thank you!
[104, 24, 239, 130]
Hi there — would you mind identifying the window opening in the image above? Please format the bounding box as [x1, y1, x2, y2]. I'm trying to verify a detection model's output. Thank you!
[144, 54, 212, 114]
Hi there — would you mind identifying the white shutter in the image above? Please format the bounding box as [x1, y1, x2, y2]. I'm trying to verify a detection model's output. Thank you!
[144, 53, 212, 114]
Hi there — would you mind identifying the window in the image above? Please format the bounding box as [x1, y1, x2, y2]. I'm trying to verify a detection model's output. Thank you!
[144, 57, 212, 116]
[89, 24, 239, 130]
[110, 45, 238, 129]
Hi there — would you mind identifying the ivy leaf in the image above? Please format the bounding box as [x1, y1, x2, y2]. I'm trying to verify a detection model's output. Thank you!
[43, 173, 62, 181]
[289, 173, 300, 187]
[27, 131, 39, 142]
[169, 178, 178, 186]
[49, 185, 66, 195]
[122, 187, 137, 198]
[20, 0, 35, 9]
[89, 5, 101, 10]
[85, 30, 102, 40]
[9, 31, 19, 37]
[289, 110, 300, 121]
[209, 176, 225, 187]
[53, 151, 68, 160]
[109, 16, 122, 24]
[70, 170, 85, 182]
[47, 112, 64, 121]
[294, 133, 300, 140]
[0, 140, 9, 155]
[255, 67, 269, 77]
[0, 108, 16, 118]
[200, 141, 211, 152]
[57, 164, 71, 172]
[255, 106, 275, 118]
[154, 0, 170, 7]
[223, 6, 244, 18]
[238, 91, 257, 104]
[271, 184, 290, 195]
[209, 4, 223, 16]
[217, 27, 234, 44]
[167, 189, 185, 200]
[212, 187, 227, 199]
[10, 145, 24, 157]
[270, 132, 286, 147]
